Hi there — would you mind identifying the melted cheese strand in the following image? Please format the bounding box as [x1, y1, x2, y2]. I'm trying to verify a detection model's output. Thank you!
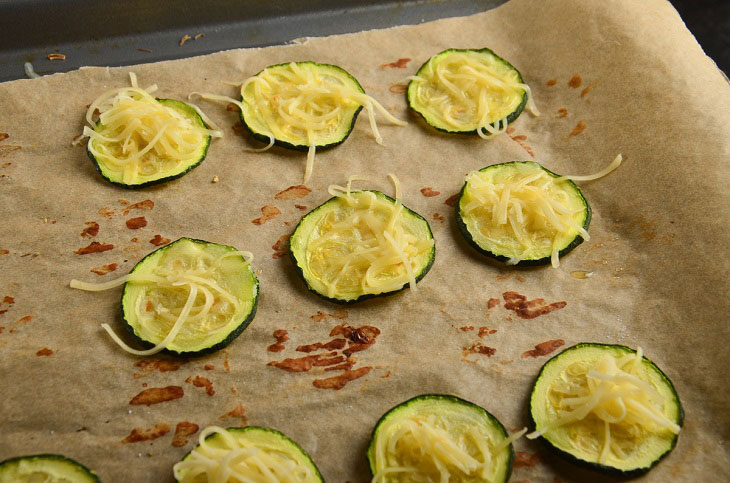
[173, 426, 315, 483]
[527, 347, 680, 464]
[559, 154, 623, 182]
[100, 283, 197, 356]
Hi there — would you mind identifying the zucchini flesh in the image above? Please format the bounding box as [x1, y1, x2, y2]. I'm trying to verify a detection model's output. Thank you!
[0, 454, 100, 483]
[529, 344, 683, 476]
[84, 75, 215, 187]
[456, 161, 590, 267]
[407, 48, 535, 136]
[174, 426, 323, 482]
[368, 394, 513, 483]
[289, 183, 434, 304]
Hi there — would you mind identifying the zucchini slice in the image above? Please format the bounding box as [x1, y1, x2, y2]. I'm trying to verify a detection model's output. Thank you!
[528, 344, 683, 476]
[289, 177, 435, 304]
[368, 394, 514, 482]
[173, 426, 323, 482]
[194, 62, 405, 183]
[456, 161, 591, 267]
[407, 48, 537, 137]
[0, 454, 100, 482]
[83, 74, 218, 188]
[70, 237, 258, 357]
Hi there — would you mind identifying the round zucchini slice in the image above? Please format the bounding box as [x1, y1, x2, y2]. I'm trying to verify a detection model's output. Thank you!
[120, 238, 259, 356]
[407, 48, 535, 137]
[368, 394, 513, 482]
[456, 161, 590, 267]
[173, 426, 323, 482]
[0, 454, 100, 483]
[236, 61, 405, 183]
[84, 77, 215, 188]
[289, 189, 434, 304]
[528, 344, 683, 476]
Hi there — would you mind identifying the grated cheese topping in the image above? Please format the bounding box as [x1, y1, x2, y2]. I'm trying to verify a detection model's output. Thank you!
[528, 347, 681, 466]
[82, 73, 221, 185]
[173, 426, 317, 483]
[408, 50, 539, 137]
[460, 155, 622, 267]
[193, 62, 406, 183]
[70, 241, 254, 355]
[372, 414, 516, 482]
[301, 174, 433, 300]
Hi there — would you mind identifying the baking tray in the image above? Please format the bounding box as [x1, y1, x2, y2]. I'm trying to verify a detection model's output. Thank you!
[0, 0, 507, 82]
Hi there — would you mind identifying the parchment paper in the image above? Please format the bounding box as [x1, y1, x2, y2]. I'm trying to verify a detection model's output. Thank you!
[1, 0, 728, 481]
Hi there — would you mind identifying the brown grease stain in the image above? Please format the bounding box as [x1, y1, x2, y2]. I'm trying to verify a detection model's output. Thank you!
[122, 200, 154, 216]
[581, 86, 592, 97]
[444, 193, 460, 207]
[310, 309, 348, 322]
[569, 120, 586, 137]
[460, 326, 475, 332]
[204, 364, 214, 371]
[381, 58, 411, 69]
[0, 296, 15, 315]
[514, 451, 541, 467]
[522, 339, 565, 358]
[420, 187, 440, 197]
[226, 103, 238, 112]
[91, 263, 118, 275]
[98, 207, 115, 219]
[267, 329, 289, 352]
[232, 123, 246, 137]
[568, 75, 582, 88]
[133, 359, 186, 378]
[325, 359, 356, 372]
[186, 375, 215, 396]
[546, 79, 557, 86]
[295, 204, 308, 211]
[432, 213, 445, 222]
[507, 128, 536, 158]
[557, 108, 568, 118]
[122, 423, 170, 443]
[119, 199, 129, 205]
[0, 249, 8, 255]
[503, 292, 566, 319]
[150, 234, 171, 246]
[36, 347, 54, 356]
[389, 84, 408, 94]
[272, 235, 290, 259]
[275, 185, 311, 200]
[297, 338, 347, 353]
[18, 315, 32, 324]
[221, 403, 248, 426]
[1, 162, 11, 168]
[252, 205, 281, 225]
[75, 241, 114, 255]
[463, 343, 496, 357]
[172, 421, 199, 447]
[126, 216, 147, 229]
[268, 352, 344, 372]
[313, 367, 372, 390]
[487, 298, 500, 309]
[478, 327, 497, 337]
[0, 133, 8, 142]
[223, 350, 231, 372]
[81, 221, 99, 238]
[129, 386, 184, 405]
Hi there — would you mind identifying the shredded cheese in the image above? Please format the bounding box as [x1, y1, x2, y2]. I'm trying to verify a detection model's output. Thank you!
[528, 347, 681, 466]
[194, 62, 406, 183]
[70, 242, 254, 355]
[81, 73, 221, 185]
[372, 414, 512, 482]
[304, 175, 432, 300]
[173, 426, 317, 483]
[408, 50, 539, 136]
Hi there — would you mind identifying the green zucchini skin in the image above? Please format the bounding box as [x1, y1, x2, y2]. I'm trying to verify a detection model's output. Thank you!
[529, 343, 684, 477]
[239, 61, 365, 152]
[367, 394, 513, 482]
[120, 237, 259, 358]
[86, 98, 211, 189]
[455, 161, 591, 266]
[0, 454, 100, 482]
[407, 48, 527, 136]
[177, 426, 323, 482]
[288, 191, 435, 305]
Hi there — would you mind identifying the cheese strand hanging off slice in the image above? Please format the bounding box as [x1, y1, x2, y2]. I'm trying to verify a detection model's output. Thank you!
[70, 240, 256, 356]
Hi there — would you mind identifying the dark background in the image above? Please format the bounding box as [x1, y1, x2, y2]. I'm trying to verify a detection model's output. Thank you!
[670, 0, 729, 75]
